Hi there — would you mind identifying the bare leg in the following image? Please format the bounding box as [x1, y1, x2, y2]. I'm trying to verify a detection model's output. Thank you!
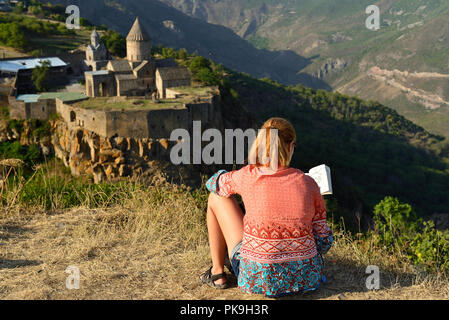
[206, 192, 244, 285]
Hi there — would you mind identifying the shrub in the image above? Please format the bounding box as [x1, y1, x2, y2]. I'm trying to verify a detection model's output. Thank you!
[409, 221, 449, 274]
[373, 196, 420, 247]
[373, 196, 449, 275]
[0, 141, 42, 163]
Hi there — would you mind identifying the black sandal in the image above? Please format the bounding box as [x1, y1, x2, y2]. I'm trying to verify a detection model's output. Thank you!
[199, 267, 229, 289]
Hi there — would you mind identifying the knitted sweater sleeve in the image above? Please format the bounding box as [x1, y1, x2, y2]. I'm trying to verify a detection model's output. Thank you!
[312, 187, 334, 255]
[205, 168, 244, 197]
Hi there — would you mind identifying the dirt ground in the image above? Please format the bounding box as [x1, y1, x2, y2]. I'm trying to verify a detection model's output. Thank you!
[1, 207, 448, 300]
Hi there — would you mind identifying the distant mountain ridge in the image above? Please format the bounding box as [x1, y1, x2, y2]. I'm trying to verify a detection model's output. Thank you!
[157, 0, 449, 139]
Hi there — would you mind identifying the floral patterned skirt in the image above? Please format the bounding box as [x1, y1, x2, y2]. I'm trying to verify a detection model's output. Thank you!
[236, 252, 326, 298]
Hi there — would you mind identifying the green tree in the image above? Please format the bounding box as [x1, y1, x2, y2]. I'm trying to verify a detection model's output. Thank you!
[101, 31, 126, 58]
[28, 5, 44, 18]
[31, 60, 51, 92]
[189, 56, 210, 73]
[178, 48, 188, 60]
[195, 68, 220, 86]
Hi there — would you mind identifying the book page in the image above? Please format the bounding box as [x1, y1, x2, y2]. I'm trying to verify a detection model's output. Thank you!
[306, 165, 333, 195]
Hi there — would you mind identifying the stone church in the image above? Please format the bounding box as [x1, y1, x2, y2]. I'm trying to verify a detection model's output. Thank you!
[84, 29, 110, 71]
[85, 17, 191, 99]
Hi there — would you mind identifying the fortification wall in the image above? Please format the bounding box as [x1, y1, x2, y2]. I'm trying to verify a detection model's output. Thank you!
[106, 110, 151, 138]
[147, 108, 190, 139]
[56, 90, 221, 140]
[8, 96, 57, 121]
[56, 99, 108, 137]
[104, 107, 191, 139]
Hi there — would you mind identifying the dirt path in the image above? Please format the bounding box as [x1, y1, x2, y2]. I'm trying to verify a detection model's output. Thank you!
[1, 208, 448, 300]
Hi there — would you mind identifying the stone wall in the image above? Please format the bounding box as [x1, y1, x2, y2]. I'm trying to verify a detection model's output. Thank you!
[8, 96, 27, 119]
[127, 40, 151, 63]
[56, 99, 108, 137]
[56, 90, 222, 139]
[31, 99, 56, 120]
[85, 72, 116, 97]
[106, 109, 153, 138]
[156, 76, 191, 98]
[8, 96, 56, 120]
[116, 77, 141, 96]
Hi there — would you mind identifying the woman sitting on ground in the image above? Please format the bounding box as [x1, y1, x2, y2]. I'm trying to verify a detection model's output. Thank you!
[200, 117, 334, 298]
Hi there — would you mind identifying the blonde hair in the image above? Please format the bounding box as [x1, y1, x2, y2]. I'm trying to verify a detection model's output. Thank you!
[248, 117, 296, 169]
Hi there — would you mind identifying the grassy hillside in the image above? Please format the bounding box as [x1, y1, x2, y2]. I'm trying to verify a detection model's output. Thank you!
[0, 12, 91, 56]
[224, 72, 449, 224]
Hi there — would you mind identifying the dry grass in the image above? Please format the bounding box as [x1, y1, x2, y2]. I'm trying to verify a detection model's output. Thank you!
[73, 97, 188, 111]
[0, 179, 448, 300]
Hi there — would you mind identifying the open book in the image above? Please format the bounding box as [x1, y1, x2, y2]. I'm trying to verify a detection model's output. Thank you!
[306, 164, 333, 195]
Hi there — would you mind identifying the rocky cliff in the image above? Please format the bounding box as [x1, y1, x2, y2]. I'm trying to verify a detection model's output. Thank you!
[0, 117, 222, 186]
[51, 118, 180, 183]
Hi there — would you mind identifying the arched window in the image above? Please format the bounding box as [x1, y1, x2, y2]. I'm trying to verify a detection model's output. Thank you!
[70, 111, 76, 122]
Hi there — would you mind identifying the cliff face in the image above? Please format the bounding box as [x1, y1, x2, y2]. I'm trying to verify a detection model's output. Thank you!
[0, 116, 222, 185]
[51, 118, 178, 183]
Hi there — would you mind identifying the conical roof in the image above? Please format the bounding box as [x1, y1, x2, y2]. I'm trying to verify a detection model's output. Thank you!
[91, 28, 100, 38]
[126, 17, 150, 42]
[91, 28, 100, 45]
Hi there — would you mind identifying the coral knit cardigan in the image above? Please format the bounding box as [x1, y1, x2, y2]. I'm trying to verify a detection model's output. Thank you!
[207, 165, 332, 264]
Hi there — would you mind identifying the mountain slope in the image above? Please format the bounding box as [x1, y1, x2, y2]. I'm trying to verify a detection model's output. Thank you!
[223, 70, 449, 227]
[159, 0, 449, 138]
